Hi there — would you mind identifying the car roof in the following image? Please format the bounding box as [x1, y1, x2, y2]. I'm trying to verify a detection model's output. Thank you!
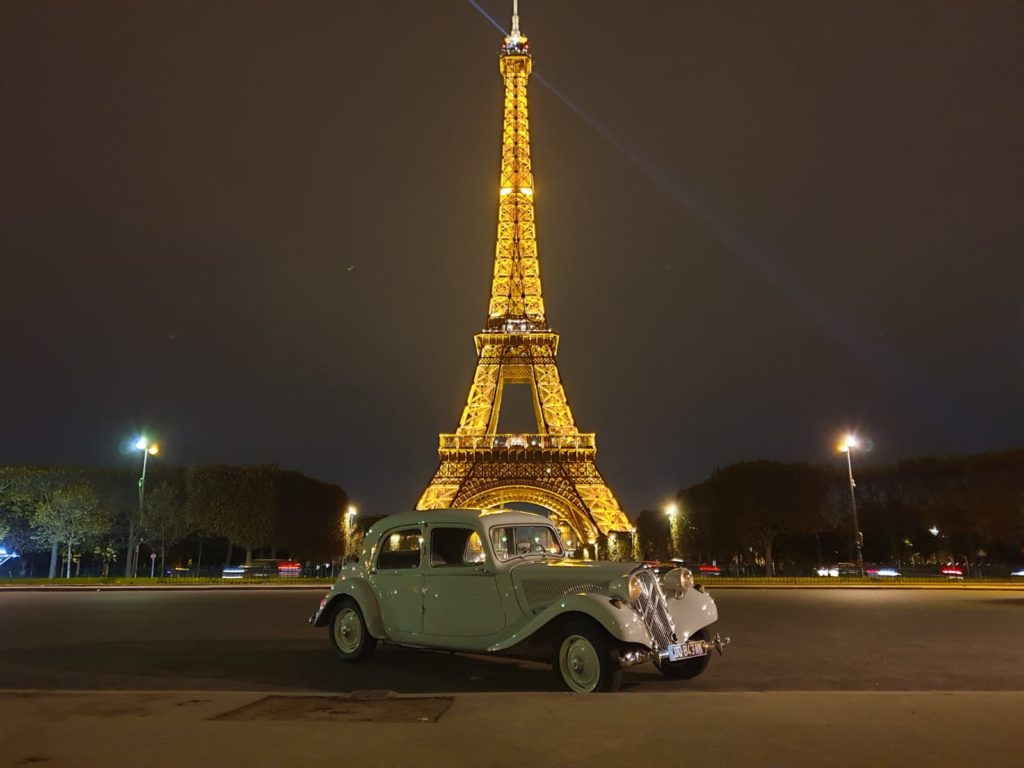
[367, 508, 552, 534]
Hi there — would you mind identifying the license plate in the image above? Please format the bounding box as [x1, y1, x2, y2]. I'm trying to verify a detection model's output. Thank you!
[667, 640, 707, 662]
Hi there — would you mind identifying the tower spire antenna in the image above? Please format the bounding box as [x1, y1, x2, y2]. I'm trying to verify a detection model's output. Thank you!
[506, 0, 524, 47]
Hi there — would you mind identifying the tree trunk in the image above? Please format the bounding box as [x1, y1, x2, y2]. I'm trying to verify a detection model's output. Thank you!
[245, 546, 253, 566]
[125, 518, 136, 578]
[226, 542, 233, 566]
[196, 538, 203, 577]
[48, 541, 58, 579]
[66, 542, 72, 579]
[764, 536, 774, 577]
[160, 538, 166, 578]
[75, 553, 81, 577]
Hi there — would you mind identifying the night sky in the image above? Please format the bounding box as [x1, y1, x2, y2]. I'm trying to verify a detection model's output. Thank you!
[2, 1, 1021, 518]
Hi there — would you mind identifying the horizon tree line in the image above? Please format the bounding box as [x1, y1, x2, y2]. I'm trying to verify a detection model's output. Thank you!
[0, 464, 348, 578]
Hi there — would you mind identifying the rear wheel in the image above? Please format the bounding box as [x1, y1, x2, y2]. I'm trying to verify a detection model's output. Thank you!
[553, 620, 622, 693]
[657, 628, 711, 680]
[328, 598, 377, 662]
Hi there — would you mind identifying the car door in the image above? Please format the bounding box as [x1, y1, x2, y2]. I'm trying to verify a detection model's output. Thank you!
[422, 526, 505, 644]
[369, 526, 424, 641]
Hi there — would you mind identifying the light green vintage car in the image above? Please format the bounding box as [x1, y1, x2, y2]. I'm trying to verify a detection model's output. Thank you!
[310, 508, 728, 692]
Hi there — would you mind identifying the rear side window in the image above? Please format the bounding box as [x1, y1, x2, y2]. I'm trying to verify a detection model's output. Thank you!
[430, 527, 486, 567]
[376, 529, 422, 570]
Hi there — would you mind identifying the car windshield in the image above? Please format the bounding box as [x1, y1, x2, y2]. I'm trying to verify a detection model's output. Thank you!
[489, 525, 563, 561]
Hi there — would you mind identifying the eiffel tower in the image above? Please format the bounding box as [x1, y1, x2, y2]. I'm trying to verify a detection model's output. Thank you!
[417, 2, 631, 548]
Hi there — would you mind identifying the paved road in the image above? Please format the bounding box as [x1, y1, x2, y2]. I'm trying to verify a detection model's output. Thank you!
[3, 588, 1022, 693]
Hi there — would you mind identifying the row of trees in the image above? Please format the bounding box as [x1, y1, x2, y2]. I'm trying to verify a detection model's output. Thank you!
[635, 450, 1023, 574]
[0, 465, 349, 578]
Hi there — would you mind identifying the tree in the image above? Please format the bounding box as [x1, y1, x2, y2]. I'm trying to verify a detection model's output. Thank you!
[635, 509, 670, 560]
[142, 480, 189, 576]
[186, 465, 277, 565]
[701, 461, 830, 576]
[30, 483, 111, 578]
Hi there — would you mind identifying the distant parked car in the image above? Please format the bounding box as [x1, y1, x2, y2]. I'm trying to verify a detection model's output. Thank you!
[310, 509, 730, 693]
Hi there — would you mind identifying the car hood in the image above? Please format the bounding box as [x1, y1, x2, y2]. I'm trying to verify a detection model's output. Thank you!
[509, 559, 639, 610]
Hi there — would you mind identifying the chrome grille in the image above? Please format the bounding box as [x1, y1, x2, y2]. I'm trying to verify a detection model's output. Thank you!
[633, 569, 677, 650]
[519, 577, 608, 609]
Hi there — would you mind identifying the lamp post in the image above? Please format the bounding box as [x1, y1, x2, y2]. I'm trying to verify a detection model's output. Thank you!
[129, 437, 159, 578]
[838, 434, 864, 577]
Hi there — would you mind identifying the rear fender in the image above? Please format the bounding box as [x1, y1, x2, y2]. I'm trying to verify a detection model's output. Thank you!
[487, 593, 654, 652]
[314, 577, 386, 639]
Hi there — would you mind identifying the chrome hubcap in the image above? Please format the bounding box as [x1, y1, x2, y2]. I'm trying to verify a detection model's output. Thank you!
[559, 634, 600, 693]
[333, 608, 361, 654]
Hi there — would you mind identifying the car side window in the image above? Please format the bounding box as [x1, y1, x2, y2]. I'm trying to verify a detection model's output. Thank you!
[376, 528, 422, 570]
[429, 527, 485, 567]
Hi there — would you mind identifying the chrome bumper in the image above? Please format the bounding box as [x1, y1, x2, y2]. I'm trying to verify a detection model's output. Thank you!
[620, 633, 731, 668]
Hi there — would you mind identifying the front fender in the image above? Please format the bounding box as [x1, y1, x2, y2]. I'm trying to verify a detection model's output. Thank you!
[665, 587, 719, 640]
[486, 594, 654, 652]
[313, 576, 386, 639]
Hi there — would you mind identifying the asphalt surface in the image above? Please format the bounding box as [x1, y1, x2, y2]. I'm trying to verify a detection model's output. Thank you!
[2, 588, 1022, 693]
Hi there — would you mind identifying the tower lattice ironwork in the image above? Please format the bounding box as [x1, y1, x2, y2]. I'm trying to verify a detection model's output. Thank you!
[417, 3, 630, 546]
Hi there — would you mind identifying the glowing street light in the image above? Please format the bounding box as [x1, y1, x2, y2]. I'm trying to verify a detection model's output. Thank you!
[127, 436, 160, 578]
[837, 432, 864, 577]
[929, 526, 940, 537]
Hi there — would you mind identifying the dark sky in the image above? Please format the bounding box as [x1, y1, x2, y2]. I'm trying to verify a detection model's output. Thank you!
[2, 1, 1021, 518]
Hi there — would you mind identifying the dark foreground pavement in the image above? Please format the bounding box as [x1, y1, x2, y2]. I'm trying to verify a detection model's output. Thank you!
[2, 690, 1022, 768]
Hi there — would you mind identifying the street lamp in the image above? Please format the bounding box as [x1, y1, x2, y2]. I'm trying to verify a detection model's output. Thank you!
[128, 437, 159, 578]
[838, 433, 864, 577]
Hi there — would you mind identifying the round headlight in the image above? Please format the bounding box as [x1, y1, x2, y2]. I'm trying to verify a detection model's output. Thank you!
[609, 574, 643, 605]
[662, 567, 693, 598]
[627, 574, 642, 603]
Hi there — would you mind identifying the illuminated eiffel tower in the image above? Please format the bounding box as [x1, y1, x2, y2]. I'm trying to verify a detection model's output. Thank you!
[417, 2, 630, 547]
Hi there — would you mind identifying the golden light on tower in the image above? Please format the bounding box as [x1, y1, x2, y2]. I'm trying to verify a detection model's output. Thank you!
[417, 1, 630, 545]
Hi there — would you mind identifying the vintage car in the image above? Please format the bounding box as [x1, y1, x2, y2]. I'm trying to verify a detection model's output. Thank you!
[309, 509, 729, 692]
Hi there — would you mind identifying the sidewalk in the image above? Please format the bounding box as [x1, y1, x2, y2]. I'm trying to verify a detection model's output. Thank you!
[3, 689, 1021, 767]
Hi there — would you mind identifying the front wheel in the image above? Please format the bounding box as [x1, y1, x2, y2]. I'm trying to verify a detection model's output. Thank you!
[554, 620, 622, 693]
[328, 598, 377, 662]
[657, 628, 711, 680]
